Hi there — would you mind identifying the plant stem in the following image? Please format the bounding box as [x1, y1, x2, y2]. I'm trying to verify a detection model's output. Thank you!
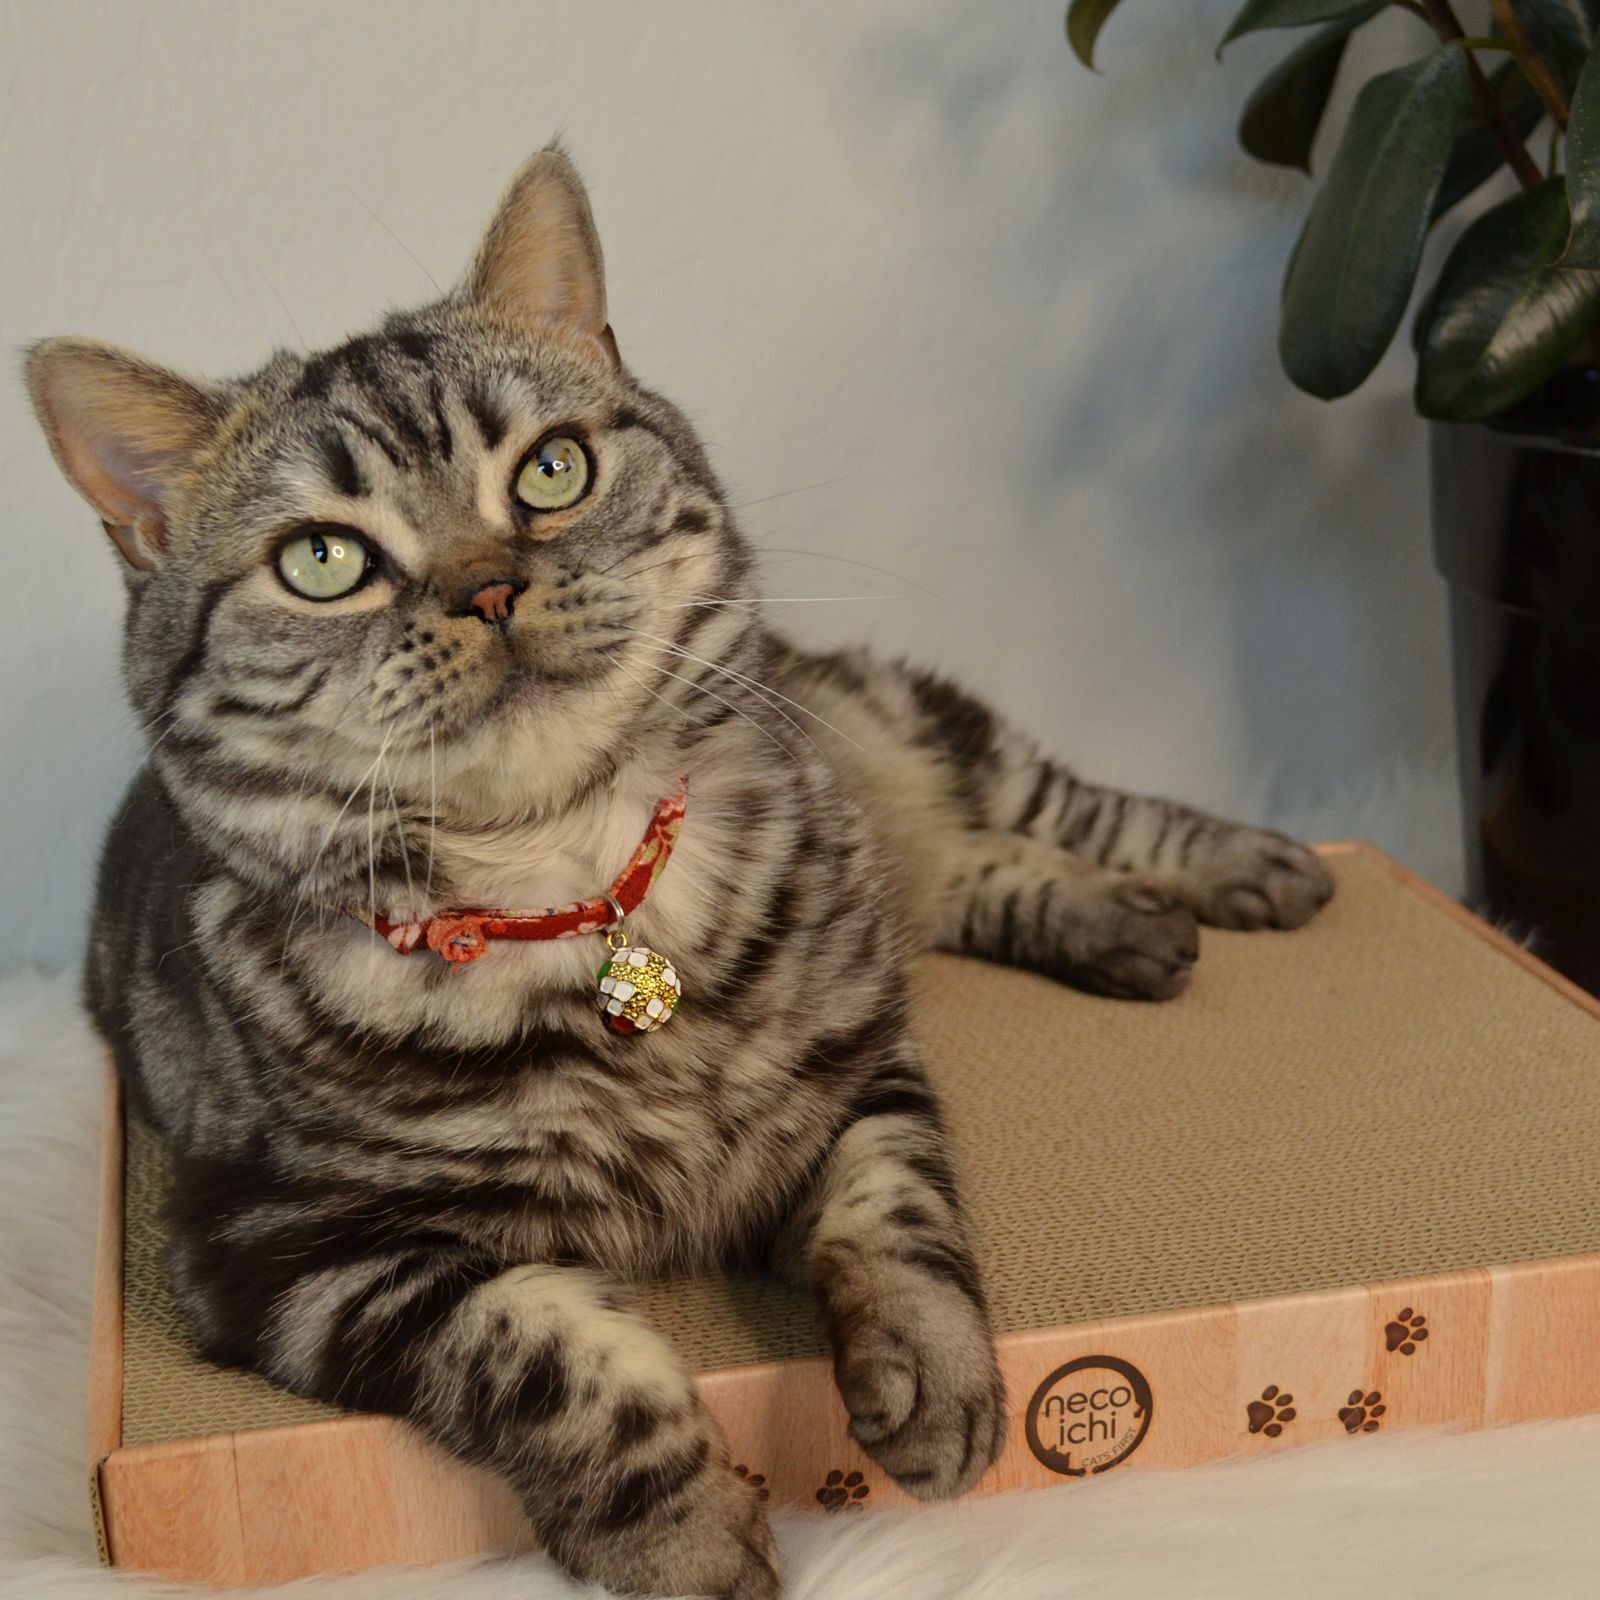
[1487, 0, 1570, 130]
[1419, 0, 1544, 188]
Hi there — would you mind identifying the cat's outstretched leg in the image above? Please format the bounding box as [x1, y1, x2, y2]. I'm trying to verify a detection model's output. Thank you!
[782, 1054, 1006, 1498]
[780, 653, 1334, 934]
[933, 832, 1200, 999]
[1010, 770, 1335, 931]
[168, 1191, 776, 1600]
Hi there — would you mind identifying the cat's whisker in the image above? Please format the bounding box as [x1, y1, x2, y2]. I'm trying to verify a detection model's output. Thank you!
[425, 721, 438, 904]
[749, 543, 945, 600]
[191, 234, 250, 323]
[295, 728, 396, 915]
[278, 695, 397, 946]
[626, 656, 803, 766]
[385, 760, 416, 912]
[596, 548, 704, 585]
[679, 593, 895, 606]
[621, 625, 864, 754]
[366, 736, 400, 947]
[154, 929, 212, 973]
[601, 651, 699, 738]
[143, 701, 199, 760]
[344, 184, 445, 295]
[726, 473, 855, 510]
[256, 270, 309, 351]
[365, 748, 383, 970]
[627, 638, 825, 757]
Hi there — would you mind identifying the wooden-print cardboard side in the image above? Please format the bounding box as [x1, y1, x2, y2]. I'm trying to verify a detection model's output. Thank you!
[88, 1060, 125, 1568]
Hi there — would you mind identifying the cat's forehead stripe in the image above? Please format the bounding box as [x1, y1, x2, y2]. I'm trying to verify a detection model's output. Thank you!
[462, 386, 508, 451]
[291, 328, 458, 488]
[316, 430, 367, 498]
[331, 405, 407, 471]
[291, 329, 433, 401]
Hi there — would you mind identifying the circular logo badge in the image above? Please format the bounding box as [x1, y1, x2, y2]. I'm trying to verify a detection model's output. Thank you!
[1025, 1355, 1153, 1477]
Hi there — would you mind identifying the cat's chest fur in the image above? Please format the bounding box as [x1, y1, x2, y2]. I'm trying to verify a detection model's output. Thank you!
[235, 757, 878, 1268]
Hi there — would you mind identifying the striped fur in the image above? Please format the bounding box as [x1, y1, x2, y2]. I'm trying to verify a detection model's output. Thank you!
[27, 150, 1330, 1599]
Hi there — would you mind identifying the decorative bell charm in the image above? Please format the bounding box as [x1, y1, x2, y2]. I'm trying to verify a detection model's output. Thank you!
[596, 933, 682, 1035]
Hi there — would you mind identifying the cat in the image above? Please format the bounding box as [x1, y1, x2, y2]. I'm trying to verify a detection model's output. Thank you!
[26, 147, 1332, 1599]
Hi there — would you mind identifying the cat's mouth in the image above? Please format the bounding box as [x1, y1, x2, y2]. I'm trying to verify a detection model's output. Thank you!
[365, 618, 628, 749]
[482, 662, 541, 716]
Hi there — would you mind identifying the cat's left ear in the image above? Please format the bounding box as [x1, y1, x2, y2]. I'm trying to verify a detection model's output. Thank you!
[26, 338, 227, 572]
[465, 147, 621, 368]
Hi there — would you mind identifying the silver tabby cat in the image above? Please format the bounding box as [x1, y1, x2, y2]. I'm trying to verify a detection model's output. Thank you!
[27, 150, 1332, 1598]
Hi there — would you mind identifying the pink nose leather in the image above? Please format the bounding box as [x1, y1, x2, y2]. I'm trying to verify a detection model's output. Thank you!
[467, 582, 516, 624]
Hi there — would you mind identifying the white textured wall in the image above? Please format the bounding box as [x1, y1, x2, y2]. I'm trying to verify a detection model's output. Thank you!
[0, 0, 1462, 971]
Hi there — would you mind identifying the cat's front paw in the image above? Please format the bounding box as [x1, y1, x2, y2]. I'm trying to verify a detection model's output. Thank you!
[1186, 831, 1334, 931]
[1068, 876, 1199, 1001]
[560, 1458, 779, 1600]
[830, 1265, 1005, 1500]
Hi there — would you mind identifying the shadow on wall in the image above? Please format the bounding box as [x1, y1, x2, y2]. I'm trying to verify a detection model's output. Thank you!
[807, 1, 1455, 815]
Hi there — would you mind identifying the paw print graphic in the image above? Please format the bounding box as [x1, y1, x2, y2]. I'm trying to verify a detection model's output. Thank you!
[816, 1469, 869, 1512]
[732, 1464, 769, 1502]
[1245, 1384, 1297, 1437]
[1338, 1390, 1386, 1433]
[1385, 1308, 1429, 1356]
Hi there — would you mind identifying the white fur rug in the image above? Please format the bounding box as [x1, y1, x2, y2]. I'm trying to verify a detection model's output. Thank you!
[6, 937, 1600, 1600]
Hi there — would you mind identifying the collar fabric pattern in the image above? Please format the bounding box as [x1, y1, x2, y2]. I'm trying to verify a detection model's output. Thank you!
[358, 782, 687, 970]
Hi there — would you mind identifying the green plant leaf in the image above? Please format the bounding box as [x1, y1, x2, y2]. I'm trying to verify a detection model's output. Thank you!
[1415, 180, 1600, 420]
[1518, 0, 1597, 62]
[1238, 7, 1385, 171]
[1432, 57, 1547, 221]
[1066, 0, 1127, 70]
[1279, 47, 1472, 400]
[1564, 50, 1600, 265]
[1220, 0, 1389, 50]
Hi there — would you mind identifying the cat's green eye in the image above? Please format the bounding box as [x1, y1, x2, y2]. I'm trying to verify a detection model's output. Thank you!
[514, 435, 590, 513]
[277, 527, 371, 600]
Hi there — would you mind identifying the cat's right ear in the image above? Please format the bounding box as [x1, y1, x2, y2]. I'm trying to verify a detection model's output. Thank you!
[25, 338, 226, 572]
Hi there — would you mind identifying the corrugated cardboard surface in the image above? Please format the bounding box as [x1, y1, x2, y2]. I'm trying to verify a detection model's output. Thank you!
[121, 849, 1600, 1447]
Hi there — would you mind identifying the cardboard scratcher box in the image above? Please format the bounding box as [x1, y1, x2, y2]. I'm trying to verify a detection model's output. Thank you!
[88, 843, 1600, 1585]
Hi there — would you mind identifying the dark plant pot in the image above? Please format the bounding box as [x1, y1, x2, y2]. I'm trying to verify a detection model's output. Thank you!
[1432, 382, 1600, 995]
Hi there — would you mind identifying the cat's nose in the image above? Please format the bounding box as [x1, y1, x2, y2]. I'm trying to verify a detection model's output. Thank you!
[463, 580, 518, 626]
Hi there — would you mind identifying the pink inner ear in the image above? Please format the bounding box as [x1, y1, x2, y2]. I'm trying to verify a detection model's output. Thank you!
[59, 428, 174, 568]
[101, 517, 161, 573]
[28, 339, 220, 573]
[90, 434, 173, 523]
[40, 378, 191, 568]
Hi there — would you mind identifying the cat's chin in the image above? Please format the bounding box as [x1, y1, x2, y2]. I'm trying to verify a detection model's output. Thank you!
[482, 663, 541, 717]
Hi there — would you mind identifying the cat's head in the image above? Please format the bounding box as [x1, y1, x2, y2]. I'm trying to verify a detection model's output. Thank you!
[26, 149, 755, 899]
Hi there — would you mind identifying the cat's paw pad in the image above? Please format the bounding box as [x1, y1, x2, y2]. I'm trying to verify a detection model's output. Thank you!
[1072, 879, 1199, 1001]
[833, 1281, 1005, 1501]
[1195, 834, 1333, 931]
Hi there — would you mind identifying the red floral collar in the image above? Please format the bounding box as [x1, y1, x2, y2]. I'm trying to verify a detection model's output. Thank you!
[359, 783, 686, 966]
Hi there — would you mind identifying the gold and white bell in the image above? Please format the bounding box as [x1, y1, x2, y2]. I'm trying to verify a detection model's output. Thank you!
[596, 929, 682, 1036]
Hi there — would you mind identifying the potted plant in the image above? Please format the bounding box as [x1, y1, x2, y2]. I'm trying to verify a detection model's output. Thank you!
[1070, 0, 1600, 992]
